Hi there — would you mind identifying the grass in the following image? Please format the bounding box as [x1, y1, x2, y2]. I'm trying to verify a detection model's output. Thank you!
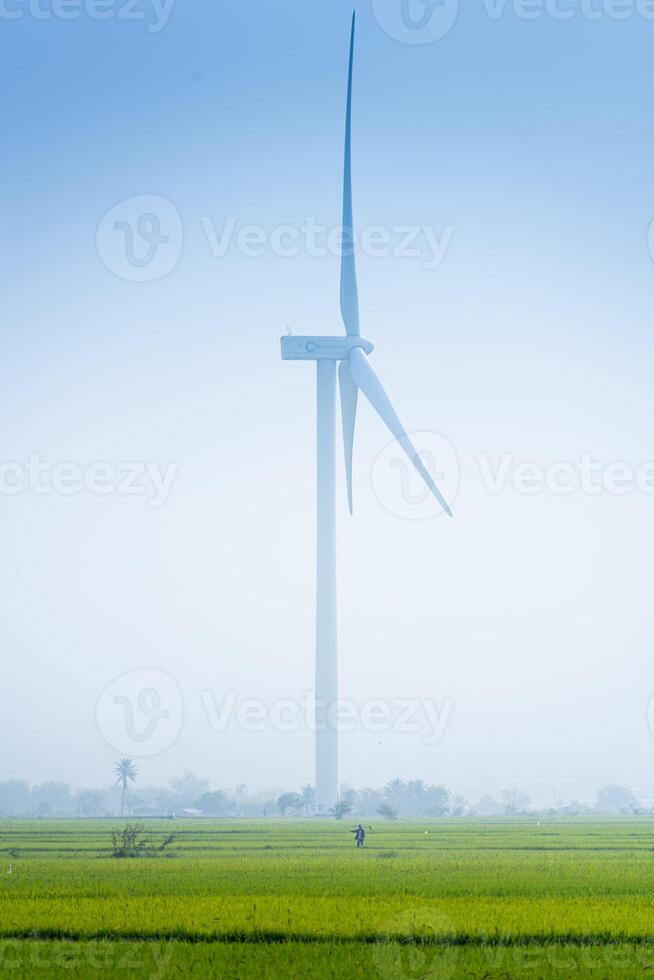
[2, 818, 654, 976]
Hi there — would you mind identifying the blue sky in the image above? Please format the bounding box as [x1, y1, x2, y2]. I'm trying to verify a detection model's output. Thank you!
[2, 0, 654, 802]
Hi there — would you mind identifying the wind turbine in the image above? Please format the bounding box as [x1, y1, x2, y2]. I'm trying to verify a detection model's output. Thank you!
[281, 12, 452, 814]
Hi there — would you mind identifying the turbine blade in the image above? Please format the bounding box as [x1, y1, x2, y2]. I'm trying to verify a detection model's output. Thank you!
[339, 359, 358, 514]
[348, 347, 453, 517]
[340, 12, 360, 337]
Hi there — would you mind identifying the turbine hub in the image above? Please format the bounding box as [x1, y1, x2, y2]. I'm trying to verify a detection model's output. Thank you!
[280, 336, 373, 361]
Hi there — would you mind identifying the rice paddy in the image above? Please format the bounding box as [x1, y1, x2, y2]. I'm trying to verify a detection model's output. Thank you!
[2, 818, 654, 977]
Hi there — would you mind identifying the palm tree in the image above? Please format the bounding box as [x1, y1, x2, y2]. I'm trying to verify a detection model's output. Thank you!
[299, 785, 315, 817]
[114, 758, 138, 817]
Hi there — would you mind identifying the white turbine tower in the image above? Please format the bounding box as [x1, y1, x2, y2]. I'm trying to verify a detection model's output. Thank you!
[281, 12, 452, 815]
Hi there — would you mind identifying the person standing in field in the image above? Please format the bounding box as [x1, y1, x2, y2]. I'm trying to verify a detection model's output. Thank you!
[351, 824, 365, 848]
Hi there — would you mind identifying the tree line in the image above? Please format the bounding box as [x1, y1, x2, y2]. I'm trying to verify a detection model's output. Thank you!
[0, 768, 641, 819]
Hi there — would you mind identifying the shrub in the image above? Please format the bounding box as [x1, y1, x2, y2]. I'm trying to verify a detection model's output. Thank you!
[110, 823, 175, 858]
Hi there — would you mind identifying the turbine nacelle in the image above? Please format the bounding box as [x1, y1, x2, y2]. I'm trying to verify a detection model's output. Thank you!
[280, 336, 373, 361]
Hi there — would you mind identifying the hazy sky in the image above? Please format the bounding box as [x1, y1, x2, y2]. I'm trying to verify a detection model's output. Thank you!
[2, 0, 654, 803]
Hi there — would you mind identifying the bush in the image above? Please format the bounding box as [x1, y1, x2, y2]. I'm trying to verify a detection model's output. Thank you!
[110, 823, 175, 858]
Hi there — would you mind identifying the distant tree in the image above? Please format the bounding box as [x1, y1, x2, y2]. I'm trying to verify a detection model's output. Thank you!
[448, 795, 469, 818]
[128, 785, 178, 816]
[169, 771, 209, 809]
[30, 782, 73, 818]
[596, 786, 635, 814]
[561, 799, 590, 817]
[377, 803, 398, 820]
[475, 795, 503, 817]
[0, 780, 30, 817]
[277, 792, 302, 816]
[114, 759, 138, 817]
[381, 779, 407, 817]
[261, 799, 277, 818]
[424, 785, 450, 817]
[378, 778, 449, 818]
[75, 789, 109, 818]
[299, 785, 316, 816]
[196, 790, 230, 817]
[501, 788, 530, 816]
[329, 800, 354, 820]
[384, 779, 405, 803]
[339, 786, 360, 812]
[357, 788, 384, 816]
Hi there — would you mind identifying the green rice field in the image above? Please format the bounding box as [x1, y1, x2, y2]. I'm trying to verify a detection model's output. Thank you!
[2, 818, 654, 977]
